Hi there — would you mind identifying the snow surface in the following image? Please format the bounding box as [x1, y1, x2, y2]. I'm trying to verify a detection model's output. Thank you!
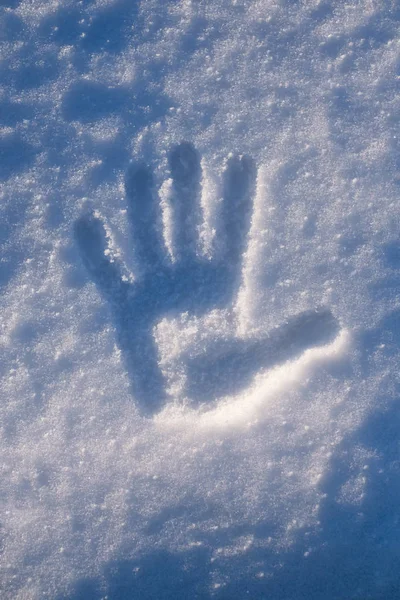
[1, 0, 400, 598]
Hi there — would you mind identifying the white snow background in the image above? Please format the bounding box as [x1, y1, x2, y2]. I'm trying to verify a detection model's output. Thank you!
[1, 0, 400, 598]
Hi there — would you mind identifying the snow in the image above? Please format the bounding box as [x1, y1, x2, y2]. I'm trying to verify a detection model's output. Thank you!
[1, 0, 400, 598]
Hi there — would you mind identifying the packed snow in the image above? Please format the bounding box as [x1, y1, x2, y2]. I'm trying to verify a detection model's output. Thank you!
[1, 0, 400, 598]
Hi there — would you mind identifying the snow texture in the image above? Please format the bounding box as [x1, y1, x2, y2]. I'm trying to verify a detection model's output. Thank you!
[1, 0, 400, 598]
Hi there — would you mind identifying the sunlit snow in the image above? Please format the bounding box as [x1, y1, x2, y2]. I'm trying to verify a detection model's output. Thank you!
[1, 0, 400, 598]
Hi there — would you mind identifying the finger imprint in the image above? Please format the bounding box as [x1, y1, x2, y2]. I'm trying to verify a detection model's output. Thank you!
[125, 163, 165, 273]
[168, 141, 202, 262]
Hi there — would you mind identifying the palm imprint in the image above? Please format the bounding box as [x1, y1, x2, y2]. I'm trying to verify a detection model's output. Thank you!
[75, 142, 338, 416]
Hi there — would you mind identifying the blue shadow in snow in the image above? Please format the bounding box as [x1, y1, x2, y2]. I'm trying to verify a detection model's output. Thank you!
[0, 134, 36, 181]
[0, 100, 33, 127]
[61, 78, 169, 127]
[62, 80, 130, 124]
[38, 0, 139, 53]
[80, 0, 139, 54]
[0, 9, 24, 41]
[58, 547, 211, 600]
[0, 0, 21, 7]
[0, 199, 28, 288]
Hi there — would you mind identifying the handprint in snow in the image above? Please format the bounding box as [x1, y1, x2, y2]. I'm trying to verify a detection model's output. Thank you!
[75, 142, 338, 416]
